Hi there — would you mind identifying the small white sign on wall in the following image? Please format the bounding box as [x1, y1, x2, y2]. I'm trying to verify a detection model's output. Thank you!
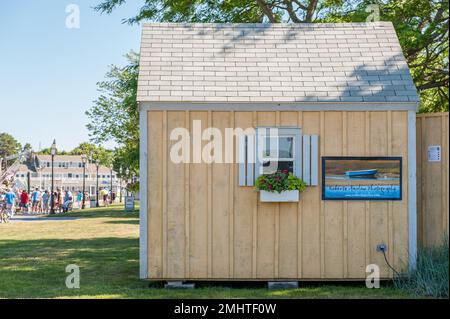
[427, 145, 441, 162]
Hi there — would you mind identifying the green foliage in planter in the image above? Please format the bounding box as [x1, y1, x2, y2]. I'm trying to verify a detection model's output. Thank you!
[255, 170, 306, 193]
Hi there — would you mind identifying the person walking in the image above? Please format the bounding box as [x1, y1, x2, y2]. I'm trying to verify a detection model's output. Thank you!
[20, 190, 29, 213]
[5, 188, 16, 218]
[31, 188, 41, 213]
[76, 190, 83, 209]
[37, 191, 42, 214]
[100, 188, 109, 207]
[85, 191, 89, 208]
[42, 190, 50, 214]
[62, 190, 73, 213]
[52, 191, 58, 213]
[15, 189, 21, 208]
[0, 191, 7, 223]
[57, 189, 63, 213]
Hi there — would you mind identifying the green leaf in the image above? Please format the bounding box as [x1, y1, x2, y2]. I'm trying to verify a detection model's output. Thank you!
[255, 171, 306, 193]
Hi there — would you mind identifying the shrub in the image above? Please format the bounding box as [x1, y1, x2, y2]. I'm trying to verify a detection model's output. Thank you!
[394, 238, 449, 298]
[255, 170, 306, 193]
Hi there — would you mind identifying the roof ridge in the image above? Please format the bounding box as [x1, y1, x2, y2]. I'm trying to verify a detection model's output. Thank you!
[141, 22, 394, 28]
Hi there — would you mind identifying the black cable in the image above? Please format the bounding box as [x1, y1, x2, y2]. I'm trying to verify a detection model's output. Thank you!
[381, 249, 401, 278]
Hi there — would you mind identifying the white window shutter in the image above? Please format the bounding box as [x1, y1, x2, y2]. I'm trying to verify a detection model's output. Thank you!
[238, 135, 247, 186]
[246, 134, 255, 186]
[302, 135, 319, 186]
[238, 134, 255, 186]
[302, 135, 311, 185]
[310, 135, 319, 186]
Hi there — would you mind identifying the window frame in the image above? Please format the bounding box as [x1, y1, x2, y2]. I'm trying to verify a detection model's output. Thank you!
[255, 127, 302, 180]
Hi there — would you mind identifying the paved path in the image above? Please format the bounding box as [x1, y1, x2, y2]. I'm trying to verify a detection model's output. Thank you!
[9, 215, 81, 222]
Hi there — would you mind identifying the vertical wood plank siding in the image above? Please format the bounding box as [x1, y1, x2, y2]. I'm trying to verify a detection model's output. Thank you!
[416, 113, 449, 247]
[147, 110, 411, 280]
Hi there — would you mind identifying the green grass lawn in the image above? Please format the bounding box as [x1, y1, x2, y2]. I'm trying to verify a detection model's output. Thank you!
[0, 204, 415, 299]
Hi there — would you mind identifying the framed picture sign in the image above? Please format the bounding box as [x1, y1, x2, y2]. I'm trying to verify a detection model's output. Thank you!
[322, 157, 402, 201]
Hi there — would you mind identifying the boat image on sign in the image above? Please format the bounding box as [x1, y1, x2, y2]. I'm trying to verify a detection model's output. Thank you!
[345, 169, 378, 178]
[322, 158, 402, 200]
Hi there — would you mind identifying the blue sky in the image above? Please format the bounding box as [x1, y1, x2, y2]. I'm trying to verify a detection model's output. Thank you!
[0, 0, 142, 151]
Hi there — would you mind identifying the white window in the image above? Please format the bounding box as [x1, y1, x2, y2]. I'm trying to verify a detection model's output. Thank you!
[255, 127, 302, 179]
[238, 127, 320, 187]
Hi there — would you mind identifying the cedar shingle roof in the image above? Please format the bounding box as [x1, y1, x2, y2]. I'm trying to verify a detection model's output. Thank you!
[137, 22, 419, 104]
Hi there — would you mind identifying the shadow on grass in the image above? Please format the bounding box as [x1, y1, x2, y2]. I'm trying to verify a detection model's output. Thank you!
[105, 220, 139, 225]
[45, 205, 139, 220]
[0, 237, 142, 298]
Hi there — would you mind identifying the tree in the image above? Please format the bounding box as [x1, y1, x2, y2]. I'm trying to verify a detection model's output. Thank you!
[70, 142, 114, 166]
[37, 148, 68, 155]
[69, 142, 96, 156]
[86, 52, 139, 147]
[112, 143, 139, 176]
[0, 133, 22, 159]
[94, 0, 342, 23]
[35, 142, 113, 165]
[85, 52, 139, 175]
[22, 143, 33, 152]
[95, 0, 448, 112]
[325, 0, 449, 112]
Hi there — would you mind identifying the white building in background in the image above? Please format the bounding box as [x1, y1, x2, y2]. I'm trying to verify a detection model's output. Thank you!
[14, 154, 126, 198]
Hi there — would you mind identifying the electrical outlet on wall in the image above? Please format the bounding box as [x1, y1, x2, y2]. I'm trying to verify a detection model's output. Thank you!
[376, 244, 387, 252]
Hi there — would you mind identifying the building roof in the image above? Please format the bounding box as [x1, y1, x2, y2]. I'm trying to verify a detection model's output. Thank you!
[16, 164, 29, 172]
[35, 154, 84, 162]
[25, 154, 117, 174]
[15, 165, 115, 174]
[137, 22, 419, 104]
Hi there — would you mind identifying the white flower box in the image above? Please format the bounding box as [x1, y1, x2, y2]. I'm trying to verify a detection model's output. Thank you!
[260, 190, 299, 202]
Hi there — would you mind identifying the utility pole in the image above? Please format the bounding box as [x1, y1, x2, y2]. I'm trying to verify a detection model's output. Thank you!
[119, 167, 122, 203]
[50, 140, 57, 214]
[27, 172, 31, 194]
[110, 165, 113, 204]
[81, 154, 87, 209]
[95, 160, 100, 207]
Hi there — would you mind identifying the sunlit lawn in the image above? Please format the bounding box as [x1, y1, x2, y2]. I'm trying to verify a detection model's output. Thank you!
[0, 204, 415, 299]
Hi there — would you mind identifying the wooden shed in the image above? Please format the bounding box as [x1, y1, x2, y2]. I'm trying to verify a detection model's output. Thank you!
[137, 22, 420, 282]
